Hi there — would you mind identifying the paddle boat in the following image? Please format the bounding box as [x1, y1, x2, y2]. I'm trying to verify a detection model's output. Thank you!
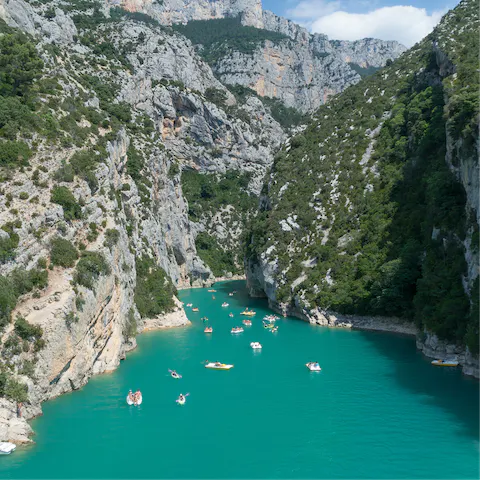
[192, 308, 199, 312]
[231, 327, 244, 334]
[229, 293, 234, 296]
[0, 442, 16, 455]
[204, 326, 213, 333]
[240, 309, 256, 316]
[208, 289, 216, 293]
[250, 342, 262, 349]
[205, 362, 234, 370]
[431, 359, 459, 367]
[242, 319, 252, 326]
[306, 362, 321, 372]
[169, 369, 182, 379]
[263, 315, 277, 322]
[222, 302, 229, 307]
[176, 393, 190, 405]
[186, 303, 193, 307]
[229, 313, 234, 318]
[126, 390, 143, 405]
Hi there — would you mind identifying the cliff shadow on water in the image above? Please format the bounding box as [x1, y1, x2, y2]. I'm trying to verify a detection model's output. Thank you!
[356, 330, 479, 441]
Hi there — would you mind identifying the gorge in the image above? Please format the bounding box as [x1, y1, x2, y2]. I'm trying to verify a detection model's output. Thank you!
[0, 0, 477, 452]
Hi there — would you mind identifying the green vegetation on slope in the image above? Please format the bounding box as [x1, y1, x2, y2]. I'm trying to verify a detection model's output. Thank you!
[134, 256, 176, 318]
[247, 0, 479, 350]
[172, 17, 289, 64]
[182, 169, 256, 275]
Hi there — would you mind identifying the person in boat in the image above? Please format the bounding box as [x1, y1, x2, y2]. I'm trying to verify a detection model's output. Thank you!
[134, 390, 141, 404]
[127, 389, 134, 403]
[215, 362, 221, 367]
[179, 394, 185, 402]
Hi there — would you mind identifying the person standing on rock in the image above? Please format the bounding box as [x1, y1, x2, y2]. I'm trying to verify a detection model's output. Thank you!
[17, 402, 22, 417]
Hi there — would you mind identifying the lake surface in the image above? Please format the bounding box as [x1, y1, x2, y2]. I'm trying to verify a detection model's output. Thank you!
[1, 280, 478, 478]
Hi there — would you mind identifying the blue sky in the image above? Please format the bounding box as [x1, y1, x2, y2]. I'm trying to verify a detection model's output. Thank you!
[261, 0, 459, 46]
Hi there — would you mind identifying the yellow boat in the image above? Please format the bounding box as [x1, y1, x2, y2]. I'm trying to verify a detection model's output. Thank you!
[192, 308, 199, 312]
[205, 362, 234, 370]
[240, 310, 256, 316]
[431, 359, 459, 367]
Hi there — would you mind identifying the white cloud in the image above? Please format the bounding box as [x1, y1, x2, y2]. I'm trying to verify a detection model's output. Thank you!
[286, 2, 447, 47]
[287, 0, 342, 19]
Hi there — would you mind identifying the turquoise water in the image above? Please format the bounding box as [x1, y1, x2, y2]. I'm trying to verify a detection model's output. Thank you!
[0, 280, 478, 478]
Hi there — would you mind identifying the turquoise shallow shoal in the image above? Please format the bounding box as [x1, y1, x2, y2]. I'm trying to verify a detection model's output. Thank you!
[0, 280, 479, 479]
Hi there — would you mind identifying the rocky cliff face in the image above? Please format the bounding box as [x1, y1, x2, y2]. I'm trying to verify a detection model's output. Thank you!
[245, 0, 479, 377]
[109, 0, 264, 28]
[107, 0, 406, 112]
[0, 0, 286, 442]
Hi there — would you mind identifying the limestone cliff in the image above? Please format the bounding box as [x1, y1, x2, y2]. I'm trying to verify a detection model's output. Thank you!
[0, 0, 283, 442]
[106, 0, 406, 112]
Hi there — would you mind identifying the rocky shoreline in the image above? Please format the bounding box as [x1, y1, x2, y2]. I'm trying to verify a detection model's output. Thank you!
[178, 274, 247, 290]
[265, 299, 479, 379]
[0, 299, 191, 445]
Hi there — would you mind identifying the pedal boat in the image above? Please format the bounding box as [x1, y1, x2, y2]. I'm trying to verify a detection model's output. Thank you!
[205, 362, 234, 370]
[306, 362, 321, 372]
[431, 359, 459, 367]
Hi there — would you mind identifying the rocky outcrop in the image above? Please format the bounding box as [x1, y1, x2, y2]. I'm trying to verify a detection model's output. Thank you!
[108, 0, 264, 28]
[104, 0, 405, 112]
[142, 297, 190, 330]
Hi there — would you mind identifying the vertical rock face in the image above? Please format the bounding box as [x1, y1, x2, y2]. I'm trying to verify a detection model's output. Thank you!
[105, 0, 406, 112]
[109, 0, 264, 28]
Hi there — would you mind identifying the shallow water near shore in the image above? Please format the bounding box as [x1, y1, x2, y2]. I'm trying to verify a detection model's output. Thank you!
[1, 280, 478, 479]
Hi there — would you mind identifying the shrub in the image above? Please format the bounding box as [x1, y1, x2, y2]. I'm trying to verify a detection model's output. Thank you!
[104, 229, 120, 250]
[74, 251, 110, 290]
[51, 186, 82, 220]
[0, 275, 17, 329]
[0, 32, 44, 97]
[50, 237, 78, 267]
[18, 191, 28, 200]
[0, 140, 31, 167]
[10, 267, 48, 295]
[53, 162, 74, 182]
[14, 316, 43, 341]
[123, 308, 137, 338]
[134, 256, 176, 318]
[4, 378, 28, 403]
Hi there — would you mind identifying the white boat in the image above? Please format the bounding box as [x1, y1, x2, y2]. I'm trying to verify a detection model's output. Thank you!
[0, 442, 16, 455]
[263, 315, 277, 322]
[250, 342, 262, 349]
[231, 327, 244, 334]
[205, 362, 234, 370]
[222, 302, 229, 307]
[431, 359, 459, 367]
[126, 392, 143, 405]
[229, 313, 234, 317]
[306, 362, 321, 372]
[186, 303, 192, 307]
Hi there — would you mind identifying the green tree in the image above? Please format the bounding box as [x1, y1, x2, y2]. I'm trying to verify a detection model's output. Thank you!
[0, 33, 43, 97]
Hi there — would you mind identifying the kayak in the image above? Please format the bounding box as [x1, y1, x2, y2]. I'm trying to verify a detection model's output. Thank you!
[176, 397, 186, 405]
